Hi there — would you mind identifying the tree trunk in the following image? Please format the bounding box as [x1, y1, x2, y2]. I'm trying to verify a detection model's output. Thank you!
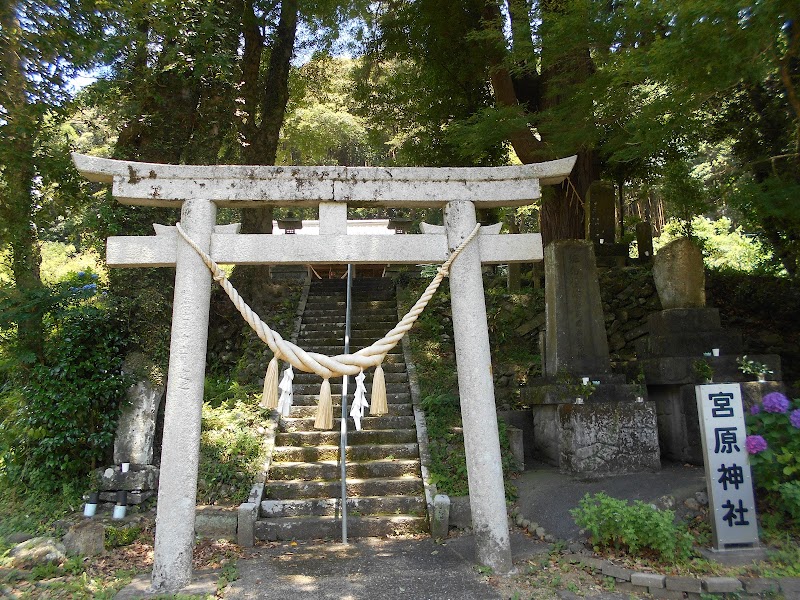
[234, 0, 299, 316]
[0, 3, 45, 361]
[482, 0, 597, 246]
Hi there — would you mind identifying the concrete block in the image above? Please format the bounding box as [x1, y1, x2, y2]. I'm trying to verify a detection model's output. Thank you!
[506, 425, 525, 470]
[195, 507, 237, 541]
[601, 563, 632, 581]
[237, 503, 258, 547]
[647, 587, 685, 600]
[578, 556, 606, 571]
[631, 572, 666, 588]
[741, 577, 779, 594]
[703, 576, 742, 593]
[430, 494, 450, 539]
[613, 581, 637, 593]
[448, 495, 472, 529]
[666, 576, 703, 593]
[778, 577, 800, 595]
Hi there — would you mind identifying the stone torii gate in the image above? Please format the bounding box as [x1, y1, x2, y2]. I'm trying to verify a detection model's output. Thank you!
[73, 153, 575, 593]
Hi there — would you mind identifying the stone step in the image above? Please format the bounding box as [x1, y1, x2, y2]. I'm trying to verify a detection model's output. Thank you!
[296, 331, 401, 343]
[304, 298, 397, 308]
[269, 458, 420, 481]
[296, 346, 403, 356]
[263, 476, 424, 500]
[279, 415, 416, 433]
[290, 364, 407, 380]
[290, 392, 411, 407]
[260, 494, 426, 518]
[275, 429, 418, 447]
[272, 442, 419, 463]
[311, 280, 392, 290]
[291, 371, 408, 385]
[254, 514, 427, 541]
[302, 311, 399, 321]
[291, 383, 408, 396]
[287, 403, 413, 419]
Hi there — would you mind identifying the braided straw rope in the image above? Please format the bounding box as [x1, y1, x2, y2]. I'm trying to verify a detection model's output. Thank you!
[175, 222, 482, 379]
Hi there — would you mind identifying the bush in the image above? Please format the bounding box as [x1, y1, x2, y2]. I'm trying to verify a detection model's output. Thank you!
[197, 379, 271, 505]
[0, 272, 130, 491]
[421, 392, 518, 500]
[571, 493, 694, 562]
[746, 392, 800, 522]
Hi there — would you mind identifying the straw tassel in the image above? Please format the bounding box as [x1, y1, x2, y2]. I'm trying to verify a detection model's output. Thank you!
[260, 356, 279, 409]
[314, 378, 334, 430]
[370, 363, 388, 415]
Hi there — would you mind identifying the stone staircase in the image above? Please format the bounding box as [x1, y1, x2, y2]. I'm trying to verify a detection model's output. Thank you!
[254, 277, 428, 541]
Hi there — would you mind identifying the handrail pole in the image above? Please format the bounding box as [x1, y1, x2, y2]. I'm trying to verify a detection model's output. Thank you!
[339, 264, 353, 544]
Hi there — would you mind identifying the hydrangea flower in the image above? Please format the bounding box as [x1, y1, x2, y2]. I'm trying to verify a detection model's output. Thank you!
[750, 404, 761, 415]
[790, 409, 800, 429]
[746, 435, 768, 454]
[77, 271, 85, 277]
[762, 392, 790, 413]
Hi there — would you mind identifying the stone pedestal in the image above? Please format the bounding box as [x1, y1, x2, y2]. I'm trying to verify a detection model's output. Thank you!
[531, 402, 660, 473]
[526, 240, 660, 474]
[638, 308, 784, 464]
[94, 465, 160, 508]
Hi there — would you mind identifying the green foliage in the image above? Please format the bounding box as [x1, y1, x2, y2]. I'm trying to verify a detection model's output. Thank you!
[659, 161, 710, 239]
[656, 216, 778, 274]
[737, 355, 772, 378]
[571, 493, 694, 563]
[0, 483, 84, 547]
[197, 379, 270, 505]
[692, 359, 713, 383]
[105, 525, 142, 549]
[0, 272, 130, 491]
[746, 394, 800, 523]
[421, 392, 518, 500]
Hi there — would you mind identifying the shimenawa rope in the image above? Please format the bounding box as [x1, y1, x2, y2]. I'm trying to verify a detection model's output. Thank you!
[175, 221, 481, 426]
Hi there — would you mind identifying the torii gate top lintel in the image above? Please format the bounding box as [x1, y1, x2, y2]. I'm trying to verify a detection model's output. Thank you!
[71, 153, 576, 208]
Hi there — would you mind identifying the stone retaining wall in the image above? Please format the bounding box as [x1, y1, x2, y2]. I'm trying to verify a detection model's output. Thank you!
[564, 553, 799, 599]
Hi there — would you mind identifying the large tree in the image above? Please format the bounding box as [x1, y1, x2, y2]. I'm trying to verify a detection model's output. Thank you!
[0, 1, 105, 361]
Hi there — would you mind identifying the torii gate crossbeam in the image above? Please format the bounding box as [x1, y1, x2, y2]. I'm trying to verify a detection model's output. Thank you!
[72, 153, 576, 593]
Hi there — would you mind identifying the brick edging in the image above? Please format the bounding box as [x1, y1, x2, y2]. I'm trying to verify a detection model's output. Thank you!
[563, 554, 798, 598]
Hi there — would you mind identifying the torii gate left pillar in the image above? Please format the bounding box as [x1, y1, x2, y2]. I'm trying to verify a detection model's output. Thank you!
[73, 153, 576, 592]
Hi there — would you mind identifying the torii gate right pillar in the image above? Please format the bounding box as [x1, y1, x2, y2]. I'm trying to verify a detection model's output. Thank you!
[445, 200, 513, 573]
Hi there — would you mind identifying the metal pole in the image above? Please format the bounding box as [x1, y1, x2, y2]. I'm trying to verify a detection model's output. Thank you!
[339, 263, 353, 544]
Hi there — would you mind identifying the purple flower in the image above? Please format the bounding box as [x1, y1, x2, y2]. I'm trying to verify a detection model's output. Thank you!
[746, 435, 768, 454]
[762, 392, 790, 414]
[790, 409, 800, 429]
[750, 404, 761, 415]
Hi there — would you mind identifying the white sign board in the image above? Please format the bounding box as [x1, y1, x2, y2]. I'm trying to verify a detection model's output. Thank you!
[696, 384, 759, 550]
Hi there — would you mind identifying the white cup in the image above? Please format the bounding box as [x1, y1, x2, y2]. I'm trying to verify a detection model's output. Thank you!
[712, 349, 720, 357]
[121, 462, 130, 473]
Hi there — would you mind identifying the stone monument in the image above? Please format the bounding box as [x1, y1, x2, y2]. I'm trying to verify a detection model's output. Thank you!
[586, 182, 626, 267]
[90, 354, 163, 509]
[524, 240, 660, 474]
[639, 238, 783, 464]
